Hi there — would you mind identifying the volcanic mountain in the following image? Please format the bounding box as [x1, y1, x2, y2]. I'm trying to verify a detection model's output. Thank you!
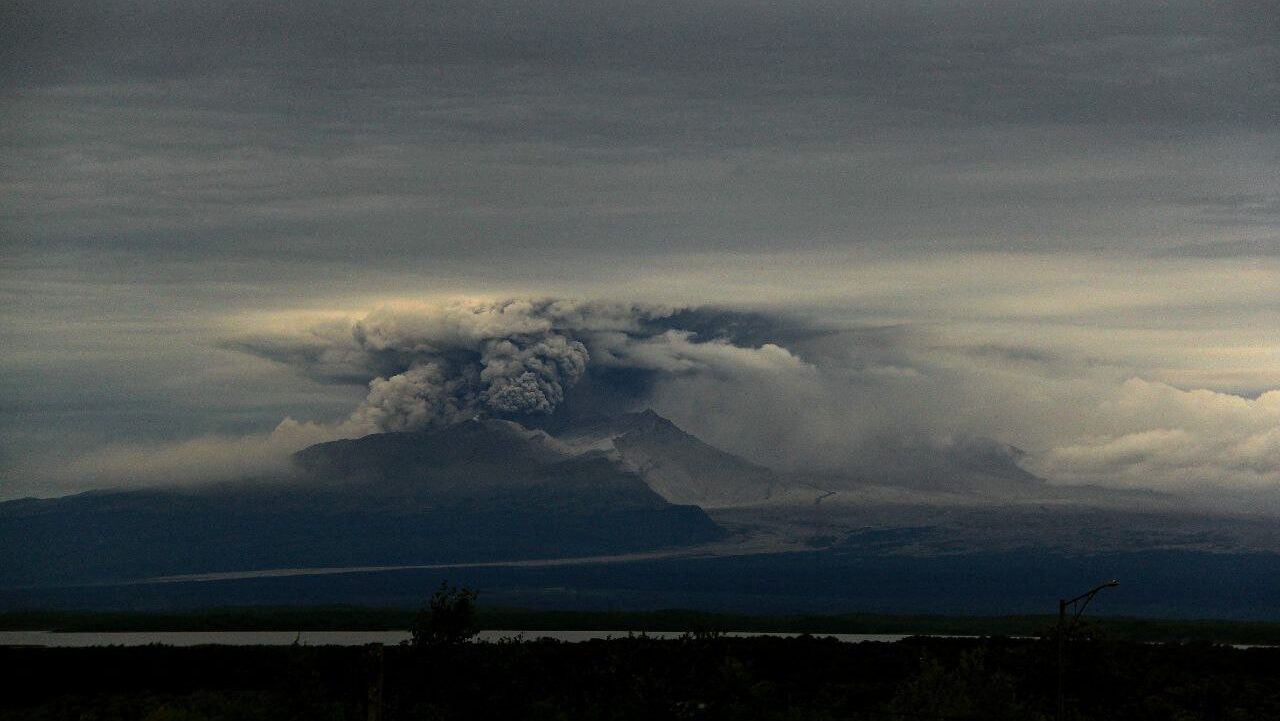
[1, 410, 1156, 592]
[6, 412, 1275, 617]
[0, 418, 724, 587]
[548, 410, 784, 507]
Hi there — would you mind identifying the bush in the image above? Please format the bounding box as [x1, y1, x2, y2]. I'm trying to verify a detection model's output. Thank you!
[410, 583, 478, 648]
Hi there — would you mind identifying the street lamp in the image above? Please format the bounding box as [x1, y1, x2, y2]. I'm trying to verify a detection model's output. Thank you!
[1057, 580, 1118, 721]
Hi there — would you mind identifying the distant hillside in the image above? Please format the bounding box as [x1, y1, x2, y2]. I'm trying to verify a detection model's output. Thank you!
[553, 410, 785, 507]
[0, 419, 721, 587]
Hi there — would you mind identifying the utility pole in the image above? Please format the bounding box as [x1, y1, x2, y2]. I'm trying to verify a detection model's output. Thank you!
[367, 642, 384, 721]
[1057, 580, 1118, 721]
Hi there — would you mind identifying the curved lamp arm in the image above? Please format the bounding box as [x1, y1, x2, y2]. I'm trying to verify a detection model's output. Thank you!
[1060, 579, 1119, 633]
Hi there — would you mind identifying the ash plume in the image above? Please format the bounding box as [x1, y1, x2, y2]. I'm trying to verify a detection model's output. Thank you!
[231, 299, 806, 436]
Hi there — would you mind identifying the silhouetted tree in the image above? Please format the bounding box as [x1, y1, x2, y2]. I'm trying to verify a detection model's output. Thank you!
[410, 582, 478, 648]
[883, 648, 1045, 721]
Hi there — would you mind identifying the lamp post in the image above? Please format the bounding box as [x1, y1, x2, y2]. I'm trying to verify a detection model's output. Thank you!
[1057, 580, 1118, 721]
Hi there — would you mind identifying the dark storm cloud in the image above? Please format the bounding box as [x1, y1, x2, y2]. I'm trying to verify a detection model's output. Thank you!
[3, 0, 1277, 274]
[7, 1, 1275, 130]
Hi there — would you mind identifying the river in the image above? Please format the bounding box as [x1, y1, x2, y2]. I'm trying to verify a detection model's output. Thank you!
[0, 630, 928, 647]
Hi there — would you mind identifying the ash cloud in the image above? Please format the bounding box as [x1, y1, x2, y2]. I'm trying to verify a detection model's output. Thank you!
[231, 299, 810, 438]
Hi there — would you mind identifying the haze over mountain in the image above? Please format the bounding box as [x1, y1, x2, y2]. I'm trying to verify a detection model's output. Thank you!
[0, 417, 723, 587]
[547, 410, 784, 507]
[8, 408, 1275, 602]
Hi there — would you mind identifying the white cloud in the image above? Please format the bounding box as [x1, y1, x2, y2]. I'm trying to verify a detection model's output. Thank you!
[1029, 379, 1280, 494]
[42, 417, 350, 489]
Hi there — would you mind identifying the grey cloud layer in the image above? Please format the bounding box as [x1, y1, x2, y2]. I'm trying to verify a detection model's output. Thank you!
[9, 1, 1275, 130]
[4, 0, 1277, 279]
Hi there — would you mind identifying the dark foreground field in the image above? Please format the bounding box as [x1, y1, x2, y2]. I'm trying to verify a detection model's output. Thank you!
[4, 635, 1278, 721]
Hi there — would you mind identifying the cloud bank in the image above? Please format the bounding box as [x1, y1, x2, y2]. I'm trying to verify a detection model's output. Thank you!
[25, 297, 1280, 514]
[52, 418, 342, 488]
[1030, 379, 1280, 494]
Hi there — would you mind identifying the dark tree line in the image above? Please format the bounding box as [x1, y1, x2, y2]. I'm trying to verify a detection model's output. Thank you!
[3, 633, 1279, 720]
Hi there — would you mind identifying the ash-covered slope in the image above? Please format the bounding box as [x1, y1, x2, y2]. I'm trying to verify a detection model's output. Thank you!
[293, 419, 670, 512]
[539, 411, 1079, 508]
[0, 420, 720, 588]
[831, 436, 1051, 499]
[550, 410, 787, 507]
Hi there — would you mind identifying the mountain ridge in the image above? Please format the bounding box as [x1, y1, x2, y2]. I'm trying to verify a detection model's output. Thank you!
[1, 410, 1214, 593]
[0, 416, 726, 587]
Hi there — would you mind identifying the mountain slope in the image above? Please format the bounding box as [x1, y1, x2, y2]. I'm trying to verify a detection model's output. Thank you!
[552, 410, 787, 507]
[293, 419, 669, 511]
[0, 420, 721, 587]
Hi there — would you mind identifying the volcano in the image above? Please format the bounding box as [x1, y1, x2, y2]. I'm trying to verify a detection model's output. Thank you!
[0, 416, 726, 587]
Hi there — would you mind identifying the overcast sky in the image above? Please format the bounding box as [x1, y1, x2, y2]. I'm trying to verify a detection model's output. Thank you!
[2, 1, 1278, 506]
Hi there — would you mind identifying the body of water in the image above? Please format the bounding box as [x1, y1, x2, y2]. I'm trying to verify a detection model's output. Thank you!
[0, 630, 925, 647]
